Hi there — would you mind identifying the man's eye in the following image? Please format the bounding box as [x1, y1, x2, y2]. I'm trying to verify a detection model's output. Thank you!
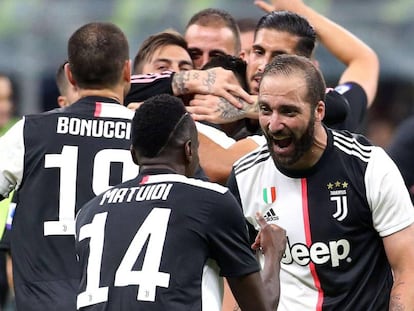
[188, 49, 202, 60]
[259, 105, 271, 113]
[209, 51, 226, 58]
[253, 49, 264, 56]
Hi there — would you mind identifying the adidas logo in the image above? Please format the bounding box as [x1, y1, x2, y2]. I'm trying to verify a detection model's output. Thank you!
[263, 208, 279, 222]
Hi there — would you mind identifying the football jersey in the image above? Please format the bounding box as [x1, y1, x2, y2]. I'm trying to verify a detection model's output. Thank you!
[75, 169, 260, 310]
[228, 128, 414, 311]
[0, 96, 139, 311]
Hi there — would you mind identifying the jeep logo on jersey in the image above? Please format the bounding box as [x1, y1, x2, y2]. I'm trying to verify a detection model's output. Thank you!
[282, 237, 351, 267]
[327, 180, 349, 221]
[262, 186, 276, 204]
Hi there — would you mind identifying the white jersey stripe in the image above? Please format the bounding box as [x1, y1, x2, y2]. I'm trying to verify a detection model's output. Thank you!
[94, 102, 135, 119]
[332, 132, 372, 155]
[142, 173, 228, 194]
[333, 141, 370, 162]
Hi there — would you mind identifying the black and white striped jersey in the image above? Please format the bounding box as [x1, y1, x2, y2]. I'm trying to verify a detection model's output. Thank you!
[227, 128, 414, 311]
[75, 169, 260, 311]
[0, 97, 138, 311]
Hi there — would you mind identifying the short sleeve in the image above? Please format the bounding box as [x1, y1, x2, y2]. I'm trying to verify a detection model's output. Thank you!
[365, 147, 414, 237]
[206, 190, 260, 277]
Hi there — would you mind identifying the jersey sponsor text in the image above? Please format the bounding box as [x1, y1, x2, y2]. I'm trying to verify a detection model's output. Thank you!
[56, 116, 131, 139]
[282, 237, 351, 267]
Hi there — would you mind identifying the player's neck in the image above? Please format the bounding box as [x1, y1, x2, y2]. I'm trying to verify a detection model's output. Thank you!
[77, 88, 124, 105]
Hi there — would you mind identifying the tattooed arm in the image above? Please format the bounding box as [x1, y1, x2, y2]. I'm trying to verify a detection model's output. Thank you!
[383, 223, 414, 310]
[172, 67, 253, 109]
[188, 94, 259, 124]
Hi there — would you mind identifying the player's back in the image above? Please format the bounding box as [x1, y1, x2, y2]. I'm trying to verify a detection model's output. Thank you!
[10, 97, 138, 311]
[76, 170, 258, 310]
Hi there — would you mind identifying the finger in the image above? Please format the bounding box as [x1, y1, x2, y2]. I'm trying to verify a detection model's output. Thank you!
[254, 0, 275, 12]
[256, 212, 268, 230]
[227, 84, 254, 105]
[192, 94, 209, 100]
[251, 227, 262, 250]
[186, 106, 214, 115]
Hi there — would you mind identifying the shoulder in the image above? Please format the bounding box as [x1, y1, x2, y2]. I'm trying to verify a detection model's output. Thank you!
[331, 129, 374, 162]
[126, 72, 174, 104]
[233, 143, 271, 176]
[144, 174, 229, 195]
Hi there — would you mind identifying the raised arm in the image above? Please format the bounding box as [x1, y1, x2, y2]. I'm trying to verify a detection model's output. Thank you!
[255, 0, 379, 107]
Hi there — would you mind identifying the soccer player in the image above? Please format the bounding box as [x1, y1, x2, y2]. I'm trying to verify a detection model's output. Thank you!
[0, 22, 138, 310]
[185, 8, 241, 70]
[227, 54, 414, 310]
[132, 29, 193, 75]
[188, 6, 379, 184]
[75, 94, 286, 311]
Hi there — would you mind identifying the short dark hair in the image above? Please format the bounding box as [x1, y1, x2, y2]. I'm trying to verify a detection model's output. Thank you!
[256, 11, 316, 58]
[186, 8, 241, 54]
[67, 22, 129, 89]
[131, 94, 192, 158]
[263, 54, 326, 109]
[133, 29, 188, 74]
[202, 55, 248, 91]
[55, 60, 69, 95]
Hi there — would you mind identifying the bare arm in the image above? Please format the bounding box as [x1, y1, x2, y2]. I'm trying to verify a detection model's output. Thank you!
[226, 214, 286, 311]
[198, 133, 259, 184]
[172, 67, 254, 109]
[383, 223, 414, 310]
[255, 0, 379, 107]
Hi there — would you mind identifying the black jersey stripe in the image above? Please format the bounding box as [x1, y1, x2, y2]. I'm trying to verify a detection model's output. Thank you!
[234, 144, 269, 167]
[332, 131, 372, 154]
[234, 151, 271, 175]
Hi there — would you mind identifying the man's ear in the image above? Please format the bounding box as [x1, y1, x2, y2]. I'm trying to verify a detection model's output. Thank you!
[57, 96, 68, 108]
[184, 140, 192, 163]
[124, 60, 131, 83]
[64, 63, 77, 87]
[315, 100, 325, 122]
[239, 50, 248, 61]
[130, 145, 139, 165]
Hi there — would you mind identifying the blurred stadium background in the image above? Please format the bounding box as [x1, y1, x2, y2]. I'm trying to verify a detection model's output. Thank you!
[0, 0, 413, 147]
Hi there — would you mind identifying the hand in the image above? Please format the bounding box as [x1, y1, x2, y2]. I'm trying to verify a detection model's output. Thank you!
[254, 0, 304, 13]
[187, 94, 248, 124]
[252, 212, 286, 261]
[172, 67, 254, 109]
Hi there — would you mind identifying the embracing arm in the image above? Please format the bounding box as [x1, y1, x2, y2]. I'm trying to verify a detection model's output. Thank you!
[172, 67, 254, 109]
[198, 133, 259, 184]
[383, 223, 414, 310]
[255, 0, 379, 107]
